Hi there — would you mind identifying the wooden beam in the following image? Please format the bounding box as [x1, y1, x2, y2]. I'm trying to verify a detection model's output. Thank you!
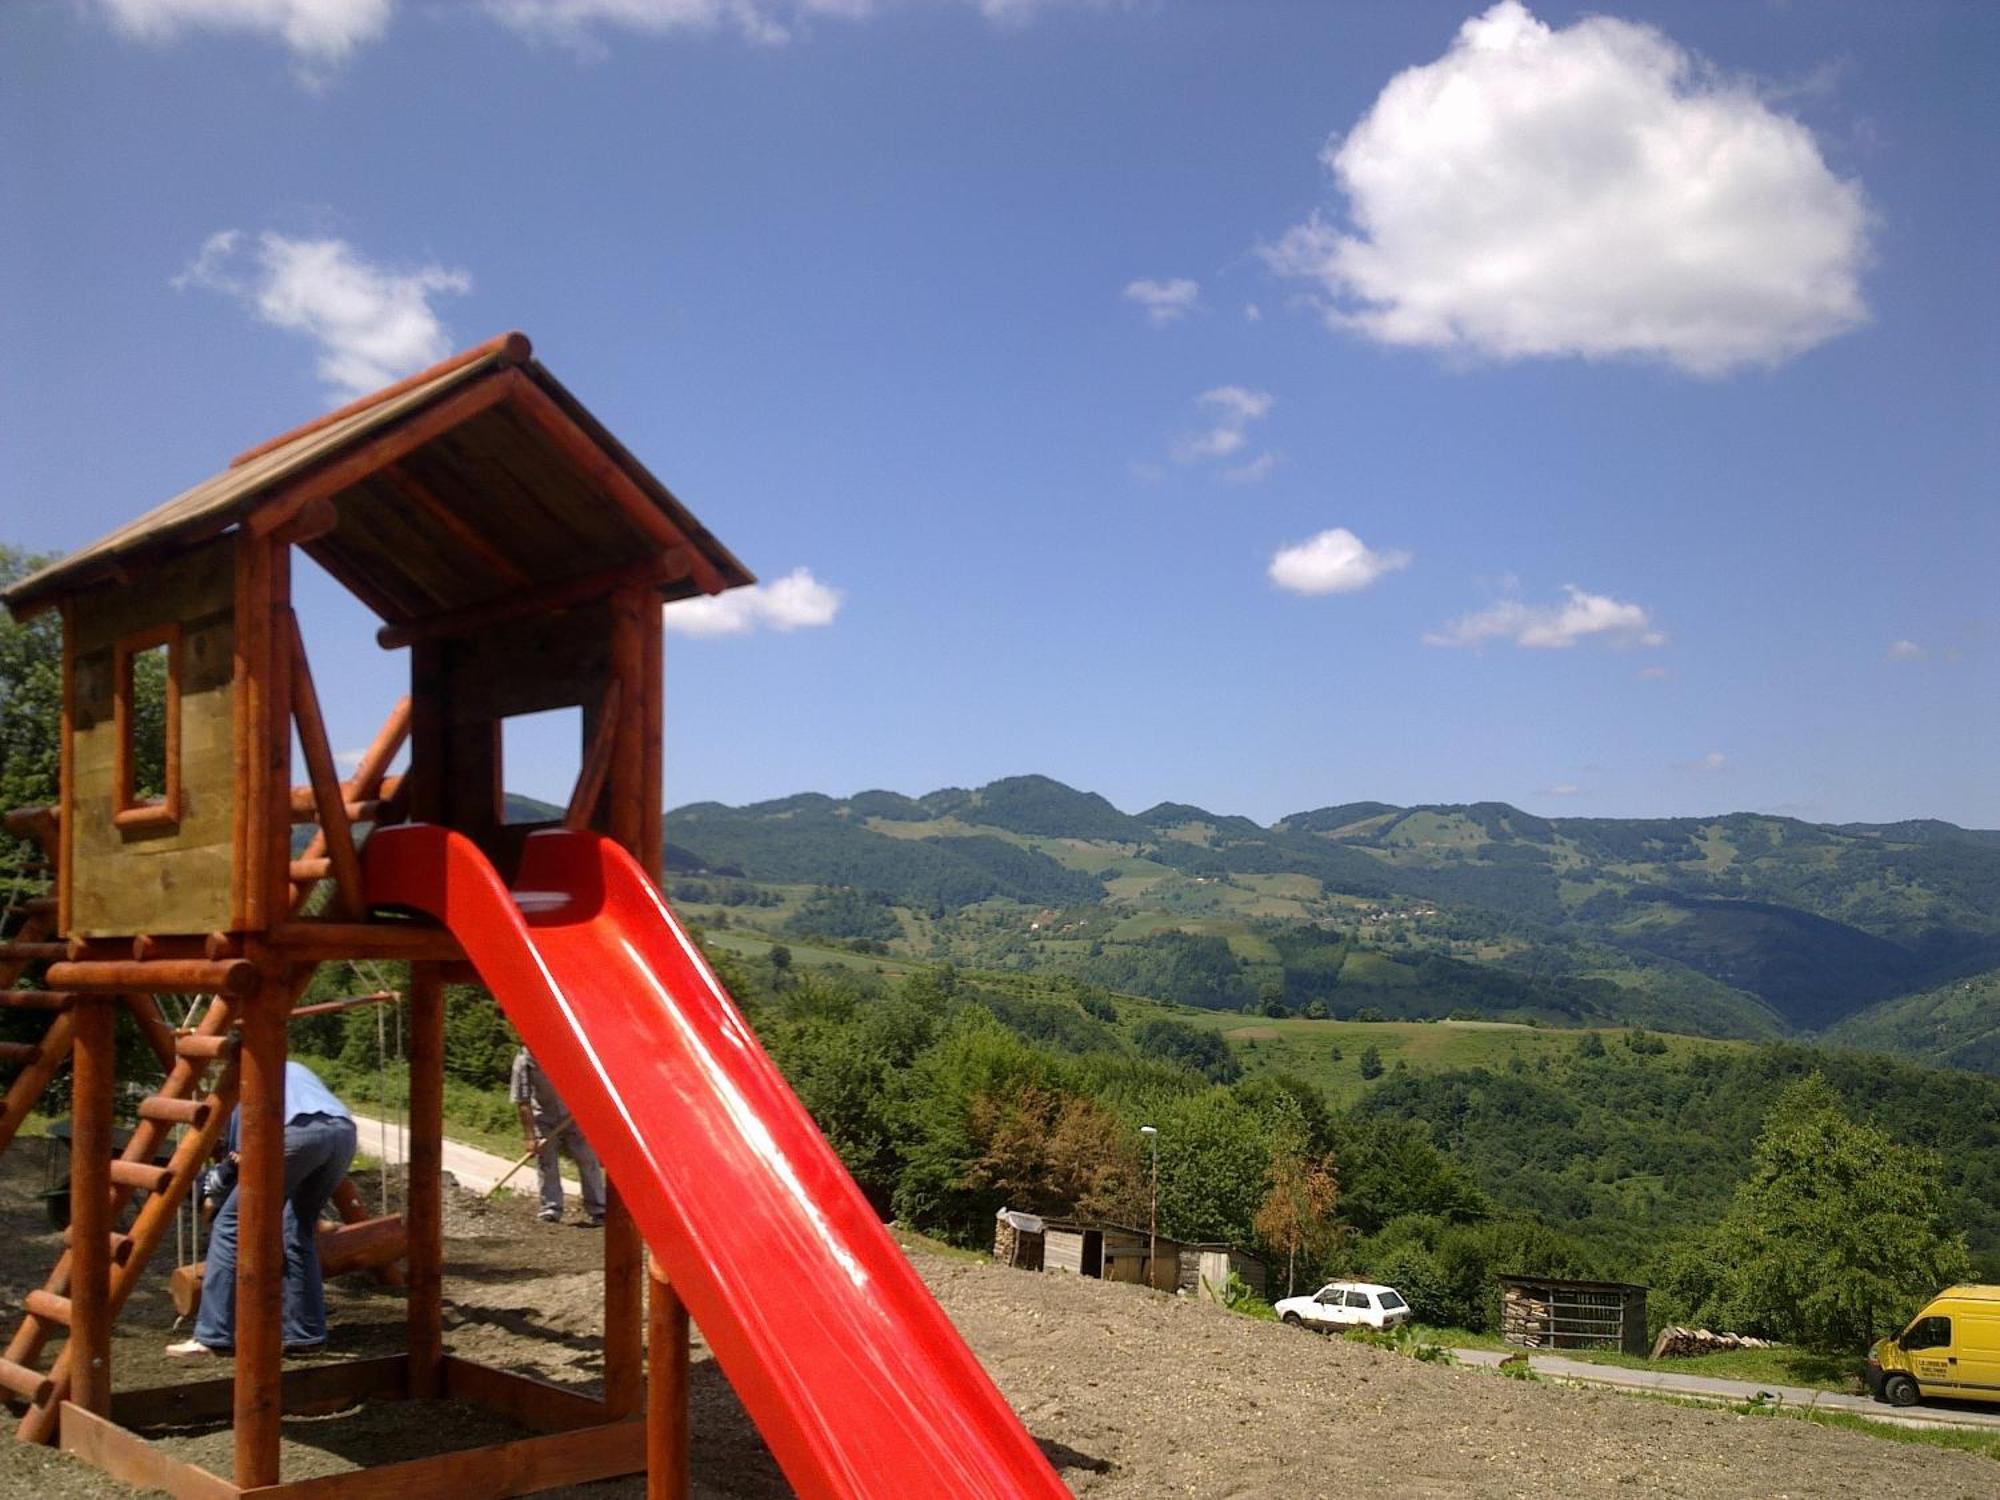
[640, 596, 663, 877]
[46, 959, 256, 996]
[265, 494, 339, 547]
[231, 332, 531, 469]
[111, 1355, 408, 1431]
[68, 998, 115, 1416]
[262, 544, 296, 930]
[287, 990, 399, 1021]
[286, 611, 364, 918]
[602, 1188, 643, 1422]
[60, 1405, 237, 1500]
[385, 463, 533, 588]
[373, 552, 691, 652]
[502, 372, 728, 596]
[235, 973, 289, 1488]
[244, 372, 517, 552]
[406, 962, 445, 1400]
[562, 680, 621, 831]
[121, 993, 182, 1071]
[646, 1260, 690, 1500]
[441, 1357, 609, 1434]
[234, 1416, 645, 1500]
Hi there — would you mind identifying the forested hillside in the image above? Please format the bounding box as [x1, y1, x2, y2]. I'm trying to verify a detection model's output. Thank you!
[664, 775, 2000, 1060]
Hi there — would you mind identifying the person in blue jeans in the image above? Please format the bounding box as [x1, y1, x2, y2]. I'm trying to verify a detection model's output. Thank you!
[166, 1060, 357, 1357]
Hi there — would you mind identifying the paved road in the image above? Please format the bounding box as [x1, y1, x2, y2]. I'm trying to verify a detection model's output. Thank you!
[347, 1109, 584, 1200]
[1453, 1347, 2000, 1433]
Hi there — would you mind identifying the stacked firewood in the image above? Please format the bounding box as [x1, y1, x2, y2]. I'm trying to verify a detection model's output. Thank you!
[1649, 1325, 1781, 1359]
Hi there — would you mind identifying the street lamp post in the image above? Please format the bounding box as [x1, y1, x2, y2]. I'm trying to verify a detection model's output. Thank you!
[1140, 1125, 1159, 1288]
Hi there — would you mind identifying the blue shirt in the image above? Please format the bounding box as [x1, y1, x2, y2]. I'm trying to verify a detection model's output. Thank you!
[280, 1061, 352, 1124]
[224, 1061, 352, 1152]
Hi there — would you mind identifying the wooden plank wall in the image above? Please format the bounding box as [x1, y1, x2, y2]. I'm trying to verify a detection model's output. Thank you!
[66, 535, 239, 937]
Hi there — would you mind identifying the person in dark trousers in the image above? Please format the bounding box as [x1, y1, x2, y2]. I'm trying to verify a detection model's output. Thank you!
[166, 1059, 357, 1357]
[511, 1046, 605, 1226]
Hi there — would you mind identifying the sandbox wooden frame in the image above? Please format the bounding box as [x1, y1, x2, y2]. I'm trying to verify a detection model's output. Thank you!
[0, 332, 747, 1499]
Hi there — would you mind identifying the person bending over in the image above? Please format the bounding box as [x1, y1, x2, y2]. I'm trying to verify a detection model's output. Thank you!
[168, 1059, 357, 1357]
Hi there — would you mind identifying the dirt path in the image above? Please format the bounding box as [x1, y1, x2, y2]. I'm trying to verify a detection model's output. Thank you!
[347, 1109, 584, 1199]
[1, 1143, 1997, 1498]
[1453, 1346, 2000, 1434]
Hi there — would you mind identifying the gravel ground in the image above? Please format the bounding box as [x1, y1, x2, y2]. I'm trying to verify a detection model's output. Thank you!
[1, 1147, 1997, 1498]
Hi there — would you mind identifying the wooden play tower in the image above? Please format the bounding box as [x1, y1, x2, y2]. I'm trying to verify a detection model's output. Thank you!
[0, 332, 753, 1497]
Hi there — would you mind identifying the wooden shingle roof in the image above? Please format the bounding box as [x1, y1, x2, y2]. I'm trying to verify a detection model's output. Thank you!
[3, 332, 753, 625]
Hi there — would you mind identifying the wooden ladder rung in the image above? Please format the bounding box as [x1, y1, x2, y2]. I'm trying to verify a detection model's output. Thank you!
[107, 1159, 173, 1194]
[136, 1095, 208, 1126]
[0, 1356, 52, 1407]
[0, 1041, 39, 1066]
[0, 990, 70, 1011]
[173, 1033, 233, 1060]
[60, 1227, 135, 1266]
[22, 1290, 70, 1328]
[0, 941, 67, 963]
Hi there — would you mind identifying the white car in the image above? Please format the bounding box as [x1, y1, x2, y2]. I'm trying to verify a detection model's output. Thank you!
[1276, 1281, 1411, 1333]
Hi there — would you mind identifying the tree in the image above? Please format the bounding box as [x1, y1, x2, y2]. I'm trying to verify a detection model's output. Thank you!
[1253, 1100, 1342, 1297]
[1709, 1075, 1971, 1349]
[0, 548, 61, 887]
[1358, 1045, 1384, 1081]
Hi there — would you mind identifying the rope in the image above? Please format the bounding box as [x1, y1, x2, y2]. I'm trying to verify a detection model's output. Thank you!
[348, 955, 404, 1217]
[375, 993, 390, 1216]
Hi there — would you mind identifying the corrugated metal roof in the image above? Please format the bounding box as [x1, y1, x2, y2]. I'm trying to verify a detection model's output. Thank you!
[2, 333, 752, 621]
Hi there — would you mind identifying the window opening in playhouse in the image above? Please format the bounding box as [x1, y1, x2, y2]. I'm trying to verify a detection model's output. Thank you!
[500, 704, 585, 824]
[113, 625, 180, 829]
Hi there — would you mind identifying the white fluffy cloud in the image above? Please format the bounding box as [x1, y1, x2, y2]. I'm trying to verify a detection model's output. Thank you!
[664, 567, 843, 637]
[177, 231, 471, 401]
[96, 0, 392, 65]
[1174, 386, 1272, 464]
[1123, 277, 1200, 326]
[1425, 585, 1666, 650]
[1886, 639, 1925, 661]
[1265, 1, 1870, 375]
[1268, 528, 1412, 596]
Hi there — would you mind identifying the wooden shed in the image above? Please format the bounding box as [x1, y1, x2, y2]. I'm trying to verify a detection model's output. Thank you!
[993, 1208, 1045, 1271]
[1499, 1275, 1649, 1354]
[1177, 1244, 1268, 1304]
[1041, 1220, 1180, 1292]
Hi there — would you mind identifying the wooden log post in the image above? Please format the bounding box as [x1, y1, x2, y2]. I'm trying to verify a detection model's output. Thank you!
[647, 1256, 690, 1500]
[233, 972, 289, 1488]
[600, 583, 652, 1420]
[406, 962, 445, 1399]
[68, 997, 115, 1416]
[286, 610, 365, 918]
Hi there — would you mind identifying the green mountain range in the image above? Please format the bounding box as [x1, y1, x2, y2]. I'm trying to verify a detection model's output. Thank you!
[653, 775, 2000, 1060]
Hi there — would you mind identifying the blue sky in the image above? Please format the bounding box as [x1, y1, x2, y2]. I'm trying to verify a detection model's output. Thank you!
[4, 0, 1994, 827]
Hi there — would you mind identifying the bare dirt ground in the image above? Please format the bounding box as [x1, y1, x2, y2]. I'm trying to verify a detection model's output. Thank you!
[1, 1145, 1997, 1498]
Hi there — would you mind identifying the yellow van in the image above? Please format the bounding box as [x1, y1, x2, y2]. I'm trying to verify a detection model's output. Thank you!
[1866, 1286, 2000, 1407]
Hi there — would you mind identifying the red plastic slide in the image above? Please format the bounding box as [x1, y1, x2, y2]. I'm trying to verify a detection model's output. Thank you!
[363, 825, 1070, 1498]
